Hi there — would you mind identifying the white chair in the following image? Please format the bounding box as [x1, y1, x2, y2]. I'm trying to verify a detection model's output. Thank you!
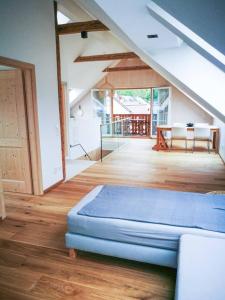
[173, 123, 186, 126]
[194, 123, 209, 127]
[170, 126, 188, 151]
[193, 126, 212, 153]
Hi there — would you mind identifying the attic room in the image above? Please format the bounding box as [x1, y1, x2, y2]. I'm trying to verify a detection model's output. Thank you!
[0, 0, 225, 299]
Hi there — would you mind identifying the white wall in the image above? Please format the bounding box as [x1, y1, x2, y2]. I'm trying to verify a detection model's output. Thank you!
[69, 92, 101, 159]
[150, 45, 225, 121]
[213, 118, 225, 162]
[171, 87, 213, 125]
[59, 26, 128, 160]
[0, 0, 63, 189]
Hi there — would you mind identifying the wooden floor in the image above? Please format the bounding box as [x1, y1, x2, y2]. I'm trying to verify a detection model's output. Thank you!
[1, 139, 225, 300]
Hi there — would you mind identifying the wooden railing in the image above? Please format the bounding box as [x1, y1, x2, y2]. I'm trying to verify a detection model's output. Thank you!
[113, 114, 151, 136]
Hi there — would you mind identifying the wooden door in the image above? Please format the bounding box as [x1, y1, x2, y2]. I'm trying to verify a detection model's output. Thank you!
[0, 69, 33, 193]
[0, 170, 6, 219]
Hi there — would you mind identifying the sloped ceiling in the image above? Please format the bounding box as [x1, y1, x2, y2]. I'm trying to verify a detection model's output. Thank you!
[151, 0, 225, 57]
[60, 31, 128, 90]
[147, 0, 225, 73]
[74, 0, 225, 122]
[58, 0, 92, 22]
[58, 0, 129, 106]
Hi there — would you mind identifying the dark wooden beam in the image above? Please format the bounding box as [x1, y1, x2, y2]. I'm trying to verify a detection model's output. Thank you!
[57, 20, 109, 35]
[74, 52, 138, 62]
[103, 65, 152, 72]
[54, 1, 66, 180]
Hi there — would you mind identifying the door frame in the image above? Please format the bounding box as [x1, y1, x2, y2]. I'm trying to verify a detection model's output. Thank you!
[111, 87, 152, 137]
[0, 56, 43, 195]
[150, 86, 171, 138]
[61, 82, 70, 159]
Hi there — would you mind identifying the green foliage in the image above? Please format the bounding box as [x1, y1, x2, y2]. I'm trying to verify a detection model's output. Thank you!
[116, 89, 151, 103]
[153, 88, 158, 101]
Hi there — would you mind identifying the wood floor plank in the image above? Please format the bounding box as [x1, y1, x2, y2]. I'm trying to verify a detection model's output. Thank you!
[0, 285, 41, 300]
[0, 265, 41, 291]
[0, 138, 224, 299]
[0, 248, 26, 267]
[31, 275, 122, 300]
[0, 239, 175, 299]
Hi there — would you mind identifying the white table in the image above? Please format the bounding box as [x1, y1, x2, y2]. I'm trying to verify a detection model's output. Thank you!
[153, 125, 219, 152]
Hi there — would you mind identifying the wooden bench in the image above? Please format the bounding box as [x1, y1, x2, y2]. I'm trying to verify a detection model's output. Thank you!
[176, 234, 225, 300]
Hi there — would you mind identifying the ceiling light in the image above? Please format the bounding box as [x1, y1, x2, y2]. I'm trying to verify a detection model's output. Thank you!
[81, 31, 88, 39]
[147, 34, 158, 38]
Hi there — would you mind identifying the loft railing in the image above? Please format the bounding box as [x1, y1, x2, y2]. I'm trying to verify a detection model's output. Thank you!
[70, 143, 92, 160]
[100, 118, 131, 161]
[100, 115, 151, 161]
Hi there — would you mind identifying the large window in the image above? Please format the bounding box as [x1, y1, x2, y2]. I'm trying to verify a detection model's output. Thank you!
[113, 89, 151, 115]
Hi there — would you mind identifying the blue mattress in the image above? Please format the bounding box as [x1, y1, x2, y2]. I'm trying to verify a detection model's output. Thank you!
[78, 185, 225, 233]
[67, 186, 225, 251]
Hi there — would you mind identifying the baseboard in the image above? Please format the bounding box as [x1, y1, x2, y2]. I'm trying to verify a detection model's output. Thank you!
[219, 153, 225, 165]
[44, 179, 64, 193]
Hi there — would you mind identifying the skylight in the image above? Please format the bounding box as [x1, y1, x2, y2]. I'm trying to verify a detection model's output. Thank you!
[69, 89, 84, 104]
[57, 11, 70, 25]
[147, 1, 225, 70]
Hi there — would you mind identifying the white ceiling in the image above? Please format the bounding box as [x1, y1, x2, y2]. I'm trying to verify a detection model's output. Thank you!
[73, 0, 225, 121]
[75, 0, 181, 51]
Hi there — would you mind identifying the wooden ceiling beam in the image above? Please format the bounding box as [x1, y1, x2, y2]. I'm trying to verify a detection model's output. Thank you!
[103, 65, 152, 72]
[74, 52, 138, 62]
[57, 20, 109, 35]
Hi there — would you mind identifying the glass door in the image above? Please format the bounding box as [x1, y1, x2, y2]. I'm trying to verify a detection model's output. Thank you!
[91, 89, 112, 136]
[151, 87, 171, 137]
[91, 89, 112, 124]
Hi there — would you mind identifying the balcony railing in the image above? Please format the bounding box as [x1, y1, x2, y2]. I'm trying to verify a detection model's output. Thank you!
[113, 114, 151, 136]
